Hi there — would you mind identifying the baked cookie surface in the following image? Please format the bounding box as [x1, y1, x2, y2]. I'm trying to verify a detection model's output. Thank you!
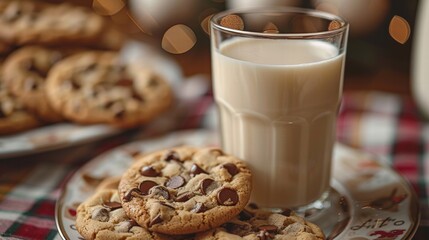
[76, 177, 194, 240]
[2, 46, 74, 122]
[45, 51, 172, 127]
[76, 188, 157, 240]
[0, 65, 40, 135]
[118, 146, 252, 235]
[195, 205, 325, 240]
[0, 0, 110, 47]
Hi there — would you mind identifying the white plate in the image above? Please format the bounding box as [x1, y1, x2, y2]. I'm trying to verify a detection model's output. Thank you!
[0, 123, 121, 159]
[55, 129, 419, 240]
[0, 42, 186, 159]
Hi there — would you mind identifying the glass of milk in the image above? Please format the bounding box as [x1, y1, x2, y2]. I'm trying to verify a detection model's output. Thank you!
[210, 8, 348, 210]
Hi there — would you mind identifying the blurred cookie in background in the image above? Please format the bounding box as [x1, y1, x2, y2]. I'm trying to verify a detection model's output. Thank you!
[0, 64, 40, 135]
[2, 46, 81, 122]
[0, 0, 126, 49]
[46, 51, 173, 128]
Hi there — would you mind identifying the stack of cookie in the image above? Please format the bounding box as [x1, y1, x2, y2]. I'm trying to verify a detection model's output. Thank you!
[0, 0, 173, 135]
[76, 146, 326, 240]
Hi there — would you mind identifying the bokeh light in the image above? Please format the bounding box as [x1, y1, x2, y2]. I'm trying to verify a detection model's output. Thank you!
[389, 15, 411, 44]
[162, 25, 197, 54]
[263, 22, 279, 33]
[201, 14, 214, 35]
[92, 0, 125, 16]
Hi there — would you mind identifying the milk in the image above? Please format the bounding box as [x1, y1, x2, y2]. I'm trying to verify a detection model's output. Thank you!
[212, 38, 345, 208]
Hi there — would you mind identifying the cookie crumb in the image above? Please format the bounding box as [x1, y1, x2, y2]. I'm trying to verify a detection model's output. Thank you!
[220, 14, 244, 30]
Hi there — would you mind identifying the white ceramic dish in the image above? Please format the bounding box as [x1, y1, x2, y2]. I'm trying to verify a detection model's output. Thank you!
[55, 129, 419, 239]
[0, 41, 185, 159]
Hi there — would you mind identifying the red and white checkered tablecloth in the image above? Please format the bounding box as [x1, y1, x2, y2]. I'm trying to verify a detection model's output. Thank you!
[0, 91, 428, 239]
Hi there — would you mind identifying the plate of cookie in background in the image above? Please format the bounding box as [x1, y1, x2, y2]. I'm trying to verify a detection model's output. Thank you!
[56, 129, 420, 240]
[0, 0, 184, 158]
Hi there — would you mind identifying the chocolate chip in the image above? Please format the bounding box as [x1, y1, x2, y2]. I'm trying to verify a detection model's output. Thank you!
[129, 150, 142, 158]
[149, 186, 170, 200]
[140, 166, 159, 177]
[163, 150, 181, 162]
[139, 180, 158, 195]
[114, 109, 126, 119]
[166, 176, 186, 189]
[238, 209, 253, 221]
[175, 191, 194, 202]
[50, 51, 63, 66]
[148, 77, 159, 87]
[131, 90, 144, 102]
[128, 219, 138, 227]
[123, 188, 141, 202]
[24, 77, 38, 91]
[222, 163, 239, 177]
[222, 222, 252, 235]
[22, 59, 34, 71]
[159, 201, 175, 209]
[71, 80, 81, 90]
[149, 214, 163, 226]
[116, 78, 133, 87]
[200, 178, 217, 195]
[217, 187, 239, 206]
[191, 202, 208, 213]
[102, 201, 122, 210]
[83, 63, 97, 72]
[23, 59, 46, 77]
[104, 101, 126, 119]
[190, 164, 207, 177]
[281, 208, 292, 217]
[258, 225, 278, 233]
[62, 79, 80, 92]
[304, 208, 318, 218]
[104, 101, 115, 109]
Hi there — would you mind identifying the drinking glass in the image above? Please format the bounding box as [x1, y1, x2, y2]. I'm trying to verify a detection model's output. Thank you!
[210, 8, 348, 210]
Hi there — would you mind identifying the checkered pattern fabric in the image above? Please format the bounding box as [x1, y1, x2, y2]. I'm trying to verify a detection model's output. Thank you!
[0, 91, 428, 239]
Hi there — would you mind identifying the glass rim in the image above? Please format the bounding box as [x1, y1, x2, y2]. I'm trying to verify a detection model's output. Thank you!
[211, 7, 349, 38]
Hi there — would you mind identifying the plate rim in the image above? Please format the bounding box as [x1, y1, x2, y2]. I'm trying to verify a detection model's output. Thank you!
[0, 124, 121, 159]
[55, 130, 421, 240]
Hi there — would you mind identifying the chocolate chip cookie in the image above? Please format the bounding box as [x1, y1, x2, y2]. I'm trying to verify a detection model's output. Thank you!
[2, 46, 75, 122]
[0, 0, 123, 49]
[118, 146, 252, 235]
[0, 64, 40, 135]
[45, 51, 173, 128]
[76, 177, 194, 240]
[76, 188, 159, 240]
[195, 205, 325, 240]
